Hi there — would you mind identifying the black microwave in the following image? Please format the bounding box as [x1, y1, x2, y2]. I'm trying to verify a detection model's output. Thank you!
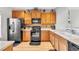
[32, 18, 41, 24]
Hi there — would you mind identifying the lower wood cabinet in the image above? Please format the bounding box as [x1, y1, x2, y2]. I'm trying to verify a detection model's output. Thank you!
[41, 30, 50, 41]
[50, 32, 55, 46]
[54, 34, 59, 51]
[50, 31, 68, 51]
[3, 45, 13, 51]
[59, 37, 68, 51]
[22, 31, 31, 42]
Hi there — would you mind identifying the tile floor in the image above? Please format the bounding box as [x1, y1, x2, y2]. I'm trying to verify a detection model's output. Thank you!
[13, 42, 54, 51]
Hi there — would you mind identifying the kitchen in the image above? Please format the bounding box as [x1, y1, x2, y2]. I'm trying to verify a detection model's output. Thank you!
[0, 7, 79, 51]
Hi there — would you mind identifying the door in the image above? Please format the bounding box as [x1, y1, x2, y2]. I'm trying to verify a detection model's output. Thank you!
[41, 12, 46, 25]
[22, 31, 30, 42]
[45, 12, 51, 25]
[41, 30, 49, 41]
[50, 12, 56, 24]
[12, 10, 24, 18]
[54, 35, 59, 51]
[50, 32, 55, 46]
[59, 37, 68, 51]
[24, 11, 31, 25]
[31, 9, 41, 18]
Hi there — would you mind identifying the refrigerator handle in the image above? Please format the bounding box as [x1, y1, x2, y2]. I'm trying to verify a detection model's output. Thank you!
[10, 22, 15, 32]
[12, 22, 15, 32]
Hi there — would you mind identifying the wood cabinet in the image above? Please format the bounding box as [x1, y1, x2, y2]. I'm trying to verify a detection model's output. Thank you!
[12, 9, 56, 25]
[31, 9, 41, 18]
[50, 31, 55, 47]
[41, 30, 50, 41]
[41, 12, 56, 25]
[12, 10, 24, 18]
[45, 12, 51, 25]
[41, 12, 46, 25]
[24, 11, 31, 25]
[3, 45, 13, 51]
[50, 12, 56, 24]
[50, 31, 68, 51]
[59, 37, 68, 51]
[54, 34, 59, 51]
[22, 31, 31, 42]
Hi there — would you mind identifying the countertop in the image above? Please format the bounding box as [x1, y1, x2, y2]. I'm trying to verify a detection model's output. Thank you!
[42, 28, 79, 46]
[0, 41, 14, 51]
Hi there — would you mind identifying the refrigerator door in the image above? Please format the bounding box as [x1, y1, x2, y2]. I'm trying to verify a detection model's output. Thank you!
[8, 18, 21, 42]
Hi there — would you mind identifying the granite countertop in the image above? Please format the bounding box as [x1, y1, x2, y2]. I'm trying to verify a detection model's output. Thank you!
[0, 41, 14, 51]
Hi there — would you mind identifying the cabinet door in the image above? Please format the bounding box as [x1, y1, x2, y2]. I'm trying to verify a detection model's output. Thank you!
[36, 10, 41, 18]
[22, 31, 30, 42]
[41, 31, 49, 41]
[45, 12, 51, 25]
[41, 12, 46, 25]
[31, 9, 41, 18]
[59, 37, 68, 51]
[12, 10, 24, 18]
[24, 11, 31, 25]
[31, 10, 37, 18]
[50, 12, 56, 24]
[54, 35, 59, 51]
[50, 32, 55, 46]
[41, 12, 51, 25]
[3, 45, 13, 51]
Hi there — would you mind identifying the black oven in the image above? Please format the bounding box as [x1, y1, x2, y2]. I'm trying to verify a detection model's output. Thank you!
[30, 26, 41, 45]
[32, 18, 41, 24]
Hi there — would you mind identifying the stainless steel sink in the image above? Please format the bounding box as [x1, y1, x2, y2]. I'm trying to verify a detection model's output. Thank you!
[65, 29, 79, 35]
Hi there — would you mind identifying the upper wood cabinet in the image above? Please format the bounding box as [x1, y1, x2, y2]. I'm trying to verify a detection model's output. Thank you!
[12, 10, 25, 18]
[31, 8, 41, 18]
[12, 9, 56, 25]
[24, 11, 31, 25]
[50, 11, 56, 24]
[41, 12, 46, 25]
[41, 11, 56, 25]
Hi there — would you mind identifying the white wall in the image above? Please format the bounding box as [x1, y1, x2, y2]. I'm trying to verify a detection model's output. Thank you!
[55, 7, 69, 30]
[70, 8, 79, 28]
[0, 15, 1, 37]
[0, 7, 12, 41]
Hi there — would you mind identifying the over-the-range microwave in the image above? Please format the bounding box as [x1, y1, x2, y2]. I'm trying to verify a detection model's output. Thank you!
[32, 18, 41, 24]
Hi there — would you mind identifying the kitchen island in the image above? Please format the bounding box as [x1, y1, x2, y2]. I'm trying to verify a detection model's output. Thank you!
[0, 41, 14, 51]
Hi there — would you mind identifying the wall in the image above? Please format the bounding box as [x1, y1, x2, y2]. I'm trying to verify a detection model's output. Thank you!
[55, 7, 69, 30]
[0, 7, 12, 41]
[70, 8, 79, 28]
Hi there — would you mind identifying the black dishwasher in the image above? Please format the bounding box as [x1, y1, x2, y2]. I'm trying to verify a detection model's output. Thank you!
[68, 41, 79, 51]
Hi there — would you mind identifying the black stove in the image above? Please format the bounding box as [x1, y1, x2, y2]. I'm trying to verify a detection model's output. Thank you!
[30, 26, 41, 45]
